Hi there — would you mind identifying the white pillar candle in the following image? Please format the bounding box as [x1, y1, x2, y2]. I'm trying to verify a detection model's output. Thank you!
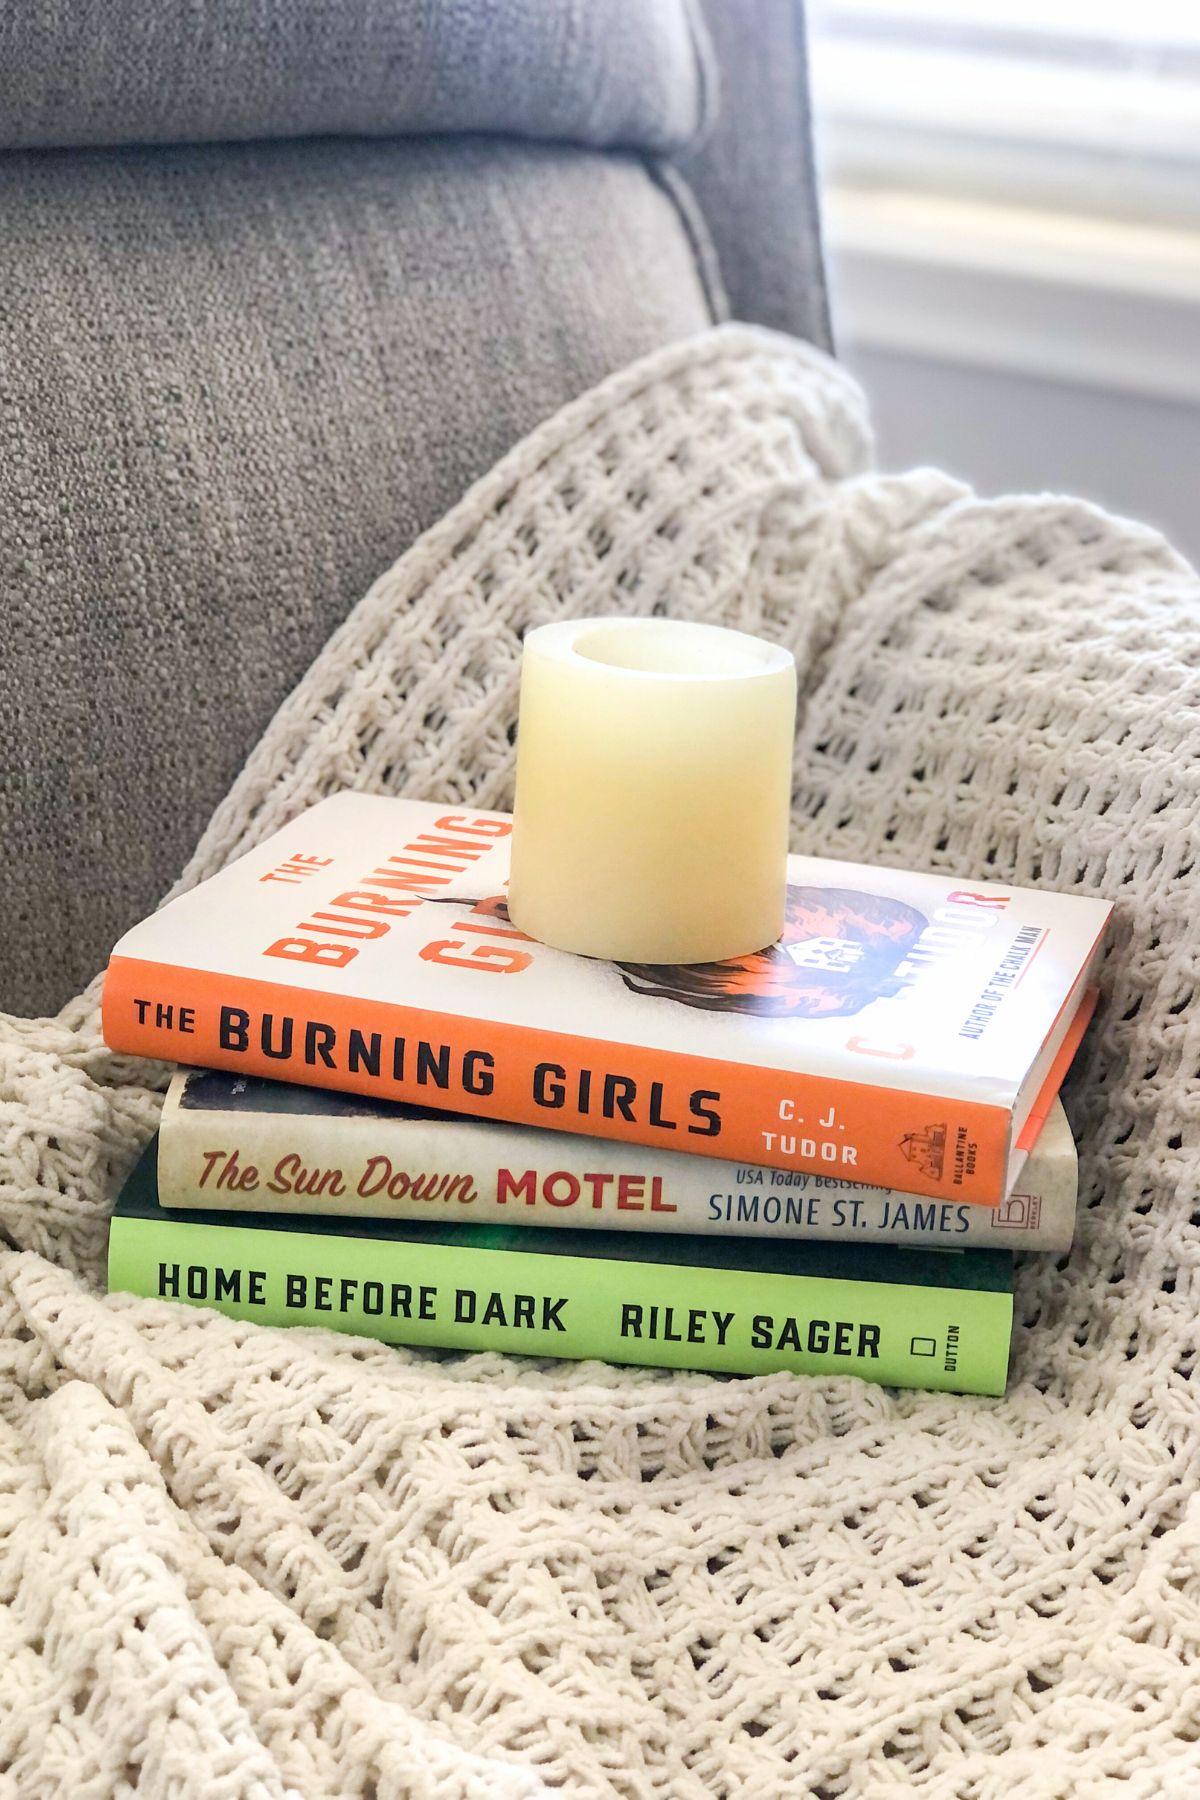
[508, 617, 797, 964]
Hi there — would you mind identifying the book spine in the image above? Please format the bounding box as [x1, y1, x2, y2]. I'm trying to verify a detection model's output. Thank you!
[103, 955, 1013, 1202]
[158, 1095, 1076, 1251]
[107, 1214, 1014, 1396]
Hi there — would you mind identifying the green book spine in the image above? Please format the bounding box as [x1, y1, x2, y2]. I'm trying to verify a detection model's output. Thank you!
[109, 1142, 1013, 1395]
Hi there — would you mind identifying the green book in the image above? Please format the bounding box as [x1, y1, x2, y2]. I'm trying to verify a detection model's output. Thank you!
[109, 1139, 1014, 1396]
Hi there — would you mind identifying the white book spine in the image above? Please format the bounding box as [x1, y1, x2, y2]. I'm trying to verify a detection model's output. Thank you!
[159, 1075, 1077, 1252]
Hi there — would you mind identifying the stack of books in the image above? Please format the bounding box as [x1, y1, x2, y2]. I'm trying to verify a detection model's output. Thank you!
[103, 794, 1110, 1397]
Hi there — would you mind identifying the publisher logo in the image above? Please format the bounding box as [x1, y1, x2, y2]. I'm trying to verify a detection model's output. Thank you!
[991, 1193, 1042, 1232]
[898, 1123, 947, 1181]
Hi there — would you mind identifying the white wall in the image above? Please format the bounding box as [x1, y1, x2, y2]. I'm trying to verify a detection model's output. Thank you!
[839, 345, 1200, 572]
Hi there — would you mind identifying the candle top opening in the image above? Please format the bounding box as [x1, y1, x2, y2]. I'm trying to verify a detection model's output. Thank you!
[529, 617, 793, 682]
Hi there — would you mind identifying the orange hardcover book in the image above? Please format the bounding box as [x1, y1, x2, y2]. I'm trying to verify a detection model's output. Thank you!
[102, 793, 1110, 1203]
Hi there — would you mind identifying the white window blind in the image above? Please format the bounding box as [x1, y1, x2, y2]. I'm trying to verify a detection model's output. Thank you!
[809, 0, 1200, 227]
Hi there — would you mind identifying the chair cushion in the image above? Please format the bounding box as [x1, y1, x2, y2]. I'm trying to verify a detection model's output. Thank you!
[0, 136, 715, 1015]
[0, 0, 711, 153]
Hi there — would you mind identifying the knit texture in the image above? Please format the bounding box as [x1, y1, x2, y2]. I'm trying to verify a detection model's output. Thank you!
[3, 326, 1199, 1797]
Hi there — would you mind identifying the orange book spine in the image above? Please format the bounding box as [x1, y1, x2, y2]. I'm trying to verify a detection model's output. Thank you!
[102, 956, 1012, 1203]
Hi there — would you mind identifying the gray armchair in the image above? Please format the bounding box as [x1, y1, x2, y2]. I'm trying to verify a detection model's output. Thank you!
[0, 0, 828, 1016]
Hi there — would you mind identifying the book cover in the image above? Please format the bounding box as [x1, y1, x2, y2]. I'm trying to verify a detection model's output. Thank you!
[160, 1068, 1079, 1252]
[110, 1141, 1015, 1396]
[101, 792, 1110, 1202]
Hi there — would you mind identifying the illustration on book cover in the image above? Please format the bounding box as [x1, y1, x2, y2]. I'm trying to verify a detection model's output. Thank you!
[441, 883, 931, 1019]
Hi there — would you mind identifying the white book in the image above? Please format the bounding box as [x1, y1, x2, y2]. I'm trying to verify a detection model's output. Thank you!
[104, 793, 1110, 1202]
[159, 1068, 1079, 1253]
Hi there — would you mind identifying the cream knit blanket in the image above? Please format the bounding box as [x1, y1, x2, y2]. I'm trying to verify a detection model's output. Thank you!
[3, 327, 1200, 1799]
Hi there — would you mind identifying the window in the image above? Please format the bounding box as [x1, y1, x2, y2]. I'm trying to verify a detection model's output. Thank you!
[809, 1, 1200, 226]
[807, 1, 1200, 404]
